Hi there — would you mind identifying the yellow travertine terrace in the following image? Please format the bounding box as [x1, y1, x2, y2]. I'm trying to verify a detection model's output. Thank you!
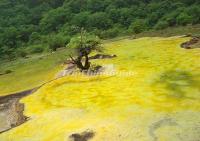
[1, 37, 200, 141]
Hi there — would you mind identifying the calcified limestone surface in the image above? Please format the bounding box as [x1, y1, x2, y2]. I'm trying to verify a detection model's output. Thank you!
[1, 37, 200, 141]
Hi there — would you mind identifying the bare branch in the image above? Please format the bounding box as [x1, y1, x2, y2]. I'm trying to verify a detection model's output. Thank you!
[69, 55, 76, 64]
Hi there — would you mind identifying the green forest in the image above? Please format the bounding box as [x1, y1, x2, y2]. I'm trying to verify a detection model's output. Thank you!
[0, 0, 200, 60]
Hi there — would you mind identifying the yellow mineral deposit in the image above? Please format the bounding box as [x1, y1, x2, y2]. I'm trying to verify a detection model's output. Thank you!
[1, 37, 200, 141]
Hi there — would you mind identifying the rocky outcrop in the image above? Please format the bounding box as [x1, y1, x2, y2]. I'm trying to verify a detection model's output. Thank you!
[181, 36, 200, 49]
[69, 130, 95, 141]
[89, 54, 117, 60]
[0, 88, 38, 133]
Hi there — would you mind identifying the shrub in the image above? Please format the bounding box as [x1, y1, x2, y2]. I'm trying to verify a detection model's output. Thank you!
[29, 44, 44, 54]
[129, 19, 148, 34]
[17, 49, 28, 58]
[163, 11, 179, 26]
[29, 32, 41, 44]
[87, 12, 113, 30]
[5, 70, 12, 74]
[154, 21, 169, 30]
[186, 5, 200, 24]
[48, 34, 69, 51]
[176, 13, 192, 26]
[1, 46, 16, 61]
[99, 27, 120, 39]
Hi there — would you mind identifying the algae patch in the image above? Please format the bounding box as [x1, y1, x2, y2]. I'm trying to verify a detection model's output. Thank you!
[0, 37, 200, 141]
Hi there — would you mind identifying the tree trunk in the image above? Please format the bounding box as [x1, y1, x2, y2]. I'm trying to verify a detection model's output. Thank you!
[76, 56, 84, 70]
[74, 54, 90, 71]
[83, 54, 90, 70]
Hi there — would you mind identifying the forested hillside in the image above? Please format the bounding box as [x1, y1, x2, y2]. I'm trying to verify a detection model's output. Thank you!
[0, 0, 200, 60]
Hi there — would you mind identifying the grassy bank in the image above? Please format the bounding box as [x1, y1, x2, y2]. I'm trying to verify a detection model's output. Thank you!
[0, 48, 72, 96]
[103, 25, 200, 43]
[137, 24, 200, 37]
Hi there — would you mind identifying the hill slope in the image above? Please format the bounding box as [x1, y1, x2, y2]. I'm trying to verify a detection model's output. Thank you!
[0, 0, 200, 60]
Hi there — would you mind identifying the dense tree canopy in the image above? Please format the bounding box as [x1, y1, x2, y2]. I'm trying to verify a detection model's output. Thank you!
[0, 0, 200, 60]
